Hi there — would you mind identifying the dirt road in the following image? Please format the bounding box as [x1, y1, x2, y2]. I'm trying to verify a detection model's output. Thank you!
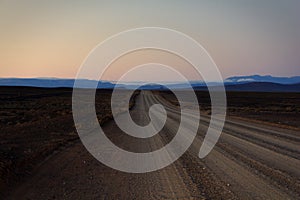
[7, 91, 300, 199]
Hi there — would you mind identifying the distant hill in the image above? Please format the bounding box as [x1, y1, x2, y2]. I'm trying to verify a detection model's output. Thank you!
[225, 75, 300, 84]
[0, 78, 117, 89]
[225, 82, 300, 92]
[194, 82, 300, 92]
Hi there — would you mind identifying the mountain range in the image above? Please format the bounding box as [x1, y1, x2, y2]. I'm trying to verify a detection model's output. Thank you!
[0, 78, 116, 89]
[225, 75, 300, 84]
[0, 75, 299, 92]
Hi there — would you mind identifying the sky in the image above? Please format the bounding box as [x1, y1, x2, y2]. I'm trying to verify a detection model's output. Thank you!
[0, 0, 300, 81]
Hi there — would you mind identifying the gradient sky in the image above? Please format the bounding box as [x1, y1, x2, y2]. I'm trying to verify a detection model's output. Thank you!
[0, 0, 300, 81]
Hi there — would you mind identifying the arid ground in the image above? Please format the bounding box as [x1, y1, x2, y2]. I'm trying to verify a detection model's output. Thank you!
[0, 87, 299, 199]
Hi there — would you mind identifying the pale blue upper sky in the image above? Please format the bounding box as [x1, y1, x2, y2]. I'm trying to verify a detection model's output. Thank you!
[0, 0, 299, 80]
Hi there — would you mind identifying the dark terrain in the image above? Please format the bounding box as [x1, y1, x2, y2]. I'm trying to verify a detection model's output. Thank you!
[0, 87, 299, 199]
[0, 87, 136, 197]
